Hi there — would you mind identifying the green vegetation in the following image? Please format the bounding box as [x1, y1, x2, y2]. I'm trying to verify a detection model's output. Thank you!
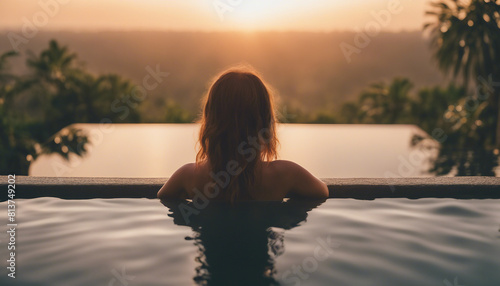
[425, 0, 500, 139]
[163, 100, 196, 123]
[1, 39, 195, 174]
[0, 43, 89, 174]
[2, 40, 153, 174]
[331, 78, 497, 175]
[280, 0, 500, 175]
[423, 0, 500, 174]
[333, 0, 500, 175]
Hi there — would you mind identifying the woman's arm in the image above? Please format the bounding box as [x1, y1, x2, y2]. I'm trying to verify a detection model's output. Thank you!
[157, 163, 193, 200]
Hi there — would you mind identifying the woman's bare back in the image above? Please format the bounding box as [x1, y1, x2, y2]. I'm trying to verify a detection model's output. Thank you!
[158, 160, 329, 201]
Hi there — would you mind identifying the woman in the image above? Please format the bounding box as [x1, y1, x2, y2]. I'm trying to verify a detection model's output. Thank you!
[157, 67, 328, 202]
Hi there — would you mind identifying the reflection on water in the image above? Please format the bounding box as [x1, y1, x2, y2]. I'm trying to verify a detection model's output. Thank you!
[0, 198, 499, 286]
[30, 123, 436, 178]
[28, 123, 499, 177]
[163, 200, 324, 286]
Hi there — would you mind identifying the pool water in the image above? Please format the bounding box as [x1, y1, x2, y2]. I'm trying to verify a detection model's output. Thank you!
[0, 197, 499, 285]
[29, 124, 436, 178]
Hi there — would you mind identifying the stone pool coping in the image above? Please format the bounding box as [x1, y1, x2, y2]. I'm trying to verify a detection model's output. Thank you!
[0, 176, 499, 200]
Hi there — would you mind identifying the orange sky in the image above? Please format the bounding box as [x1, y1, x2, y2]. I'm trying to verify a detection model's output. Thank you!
[0, 0, 427, 32]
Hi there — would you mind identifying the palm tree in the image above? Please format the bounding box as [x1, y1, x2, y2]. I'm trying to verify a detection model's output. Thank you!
[410, 84, 466, 131]
[424, 0, 500, 147]
[27, 40, 78, 83]
[0, 41, 89, 175]
[73, 73, 140, 123]
[358, 78, 413, 124]
[0, 50, 31, 174]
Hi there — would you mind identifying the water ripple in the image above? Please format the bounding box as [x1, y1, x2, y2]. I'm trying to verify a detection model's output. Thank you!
[0, 197, 498, 286]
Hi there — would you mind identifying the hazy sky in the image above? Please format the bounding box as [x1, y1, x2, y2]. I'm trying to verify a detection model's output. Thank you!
[1, 0, 427, 32]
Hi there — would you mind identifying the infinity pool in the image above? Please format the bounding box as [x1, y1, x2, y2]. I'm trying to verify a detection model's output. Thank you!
[29, 124, 435, 178]
[0, 197, 498, 286]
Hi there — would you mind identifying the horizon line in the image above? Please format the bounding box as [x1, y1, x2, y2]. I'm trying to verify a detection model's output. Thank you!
[0, 28, 425, 34]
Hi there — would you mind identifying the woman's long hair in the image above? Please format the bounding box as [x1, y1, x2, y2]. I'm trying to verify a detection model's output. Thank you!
[196, 67, 279, 202]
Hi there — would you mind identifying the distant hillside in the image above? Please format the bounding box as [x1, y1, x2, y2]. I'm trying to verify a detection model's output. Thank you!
[0, 30, 446, 121]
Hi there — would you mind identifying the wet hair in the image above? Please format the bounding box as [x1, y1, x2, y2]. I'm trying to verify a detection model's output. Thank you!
[196, 67, 279, 202]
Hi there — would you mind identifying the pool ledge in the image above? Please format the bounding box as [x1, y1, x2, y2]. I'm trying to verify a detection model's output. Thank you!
[1, 176, 499, 200]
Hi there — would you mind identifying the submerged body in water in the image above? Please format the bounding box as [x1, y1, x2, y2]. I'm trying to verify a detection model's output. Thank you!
[163, 199, 326, 286]
[2, 197, 499, 286]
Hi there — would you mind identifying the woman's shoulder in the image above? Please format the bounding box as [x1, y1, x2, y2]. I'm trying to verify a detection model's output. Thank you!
[174, 162, 196, 175]
[269, 159, 301, 167]
[266, 160, 329, 199]
[267, 160, 306, 175]
[175, 162, 210, 177]
[264, 160, 311, 184]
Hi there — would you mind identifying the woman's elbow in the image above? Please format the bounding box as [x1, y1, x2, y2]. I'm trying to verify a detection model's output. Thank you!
[157, 186, 185, 201]
[319, 181, 329, 198]
[157, 189, 166, 200]
[157, 184, 173, 200]
[313, 181, 330, 199]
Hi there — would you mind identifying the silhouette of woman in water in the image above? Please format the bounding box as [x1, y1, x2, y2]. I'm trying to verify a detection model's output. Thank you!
[158, 67, 328, 202]
[163, 199, 325, 286]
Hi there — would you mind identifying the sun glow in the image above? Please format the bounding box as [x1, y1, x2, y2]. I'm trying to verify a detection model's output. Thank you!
[221, 0, 294, 30]
[0, 0, 426, 32]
